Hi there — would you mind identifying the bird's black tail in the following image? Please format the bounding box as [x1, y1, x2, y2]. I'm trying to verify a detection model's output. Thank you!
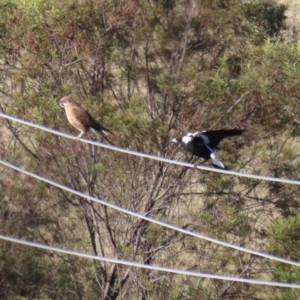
[100, 133, 115, 145]
[94, 122, 113, 135]
[92, 122, 115, 145]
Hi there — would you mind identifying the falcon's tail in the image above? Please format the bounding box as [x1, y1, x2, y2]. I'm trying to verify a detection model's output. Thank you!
[91, 123, 115, 145]
[93, 122, 113, 135]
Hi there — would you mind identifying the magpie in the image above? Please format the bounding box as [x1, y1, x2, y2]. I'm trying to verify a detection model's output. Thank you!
[171, 129, 243, 169]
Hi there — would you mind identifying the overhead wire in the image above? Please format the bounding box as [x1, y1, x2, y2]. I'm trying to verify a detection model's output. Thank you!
[0, 112, 300, 287]
[0, 158, 299, 268]
[1, 112, 300, 185]
[0, 234, 299, 288]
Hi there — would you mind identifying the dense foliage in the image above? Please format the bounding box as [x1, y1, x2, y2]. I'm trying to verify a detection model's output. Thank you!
[0, 0, 300, 299]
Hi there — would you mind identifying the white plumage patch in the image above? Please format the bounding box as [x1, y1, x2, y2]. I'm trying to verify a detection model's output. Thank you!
[172, 130, 211, 146]
[182, 135, 193, 144]
[210, 152, 225, 169]
[189, 130, 210, 144]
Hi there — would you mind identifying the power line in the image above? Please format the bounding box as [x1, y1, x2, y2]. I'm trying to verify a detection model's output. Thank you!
[0, 112, 300, 185]
[0, 158, 299, 268]
[0, 234, 299, 288]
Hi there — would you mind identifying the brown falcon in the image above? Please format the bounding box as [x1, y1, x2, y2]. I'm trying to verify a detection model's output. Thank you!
[60, 96, 113, 144]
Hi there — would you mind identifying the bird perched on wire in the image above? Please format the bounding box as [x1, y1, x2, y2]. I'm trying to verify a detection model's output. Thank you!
[60, 96, 114, 144]
[171, 129, 243, 169]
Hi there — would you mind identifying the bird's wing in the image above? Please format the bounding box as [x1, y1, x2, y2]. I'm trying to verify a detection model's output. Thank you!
[199, 129, 243, 148]
[192, 132, 210, 145]
[71, 106, 95, 127]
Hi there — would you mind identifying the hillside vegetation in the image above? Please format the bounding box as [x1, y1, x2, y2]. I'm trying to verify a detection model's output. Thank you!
[0, 0, 300, 299]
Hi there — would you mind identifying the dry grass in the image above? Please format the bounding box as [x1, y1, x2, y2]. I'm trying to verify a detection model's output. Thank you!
[278, 0, 300, 40]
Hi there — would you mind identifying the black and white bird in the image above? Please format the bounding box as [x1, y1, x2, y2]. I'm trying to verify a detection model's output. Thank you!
[171, 129, 243, 169]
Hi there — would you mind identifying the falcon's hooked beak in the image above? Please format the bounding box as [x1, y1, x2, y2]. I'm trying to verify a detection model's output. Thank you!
[59, 101, 65, 107]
